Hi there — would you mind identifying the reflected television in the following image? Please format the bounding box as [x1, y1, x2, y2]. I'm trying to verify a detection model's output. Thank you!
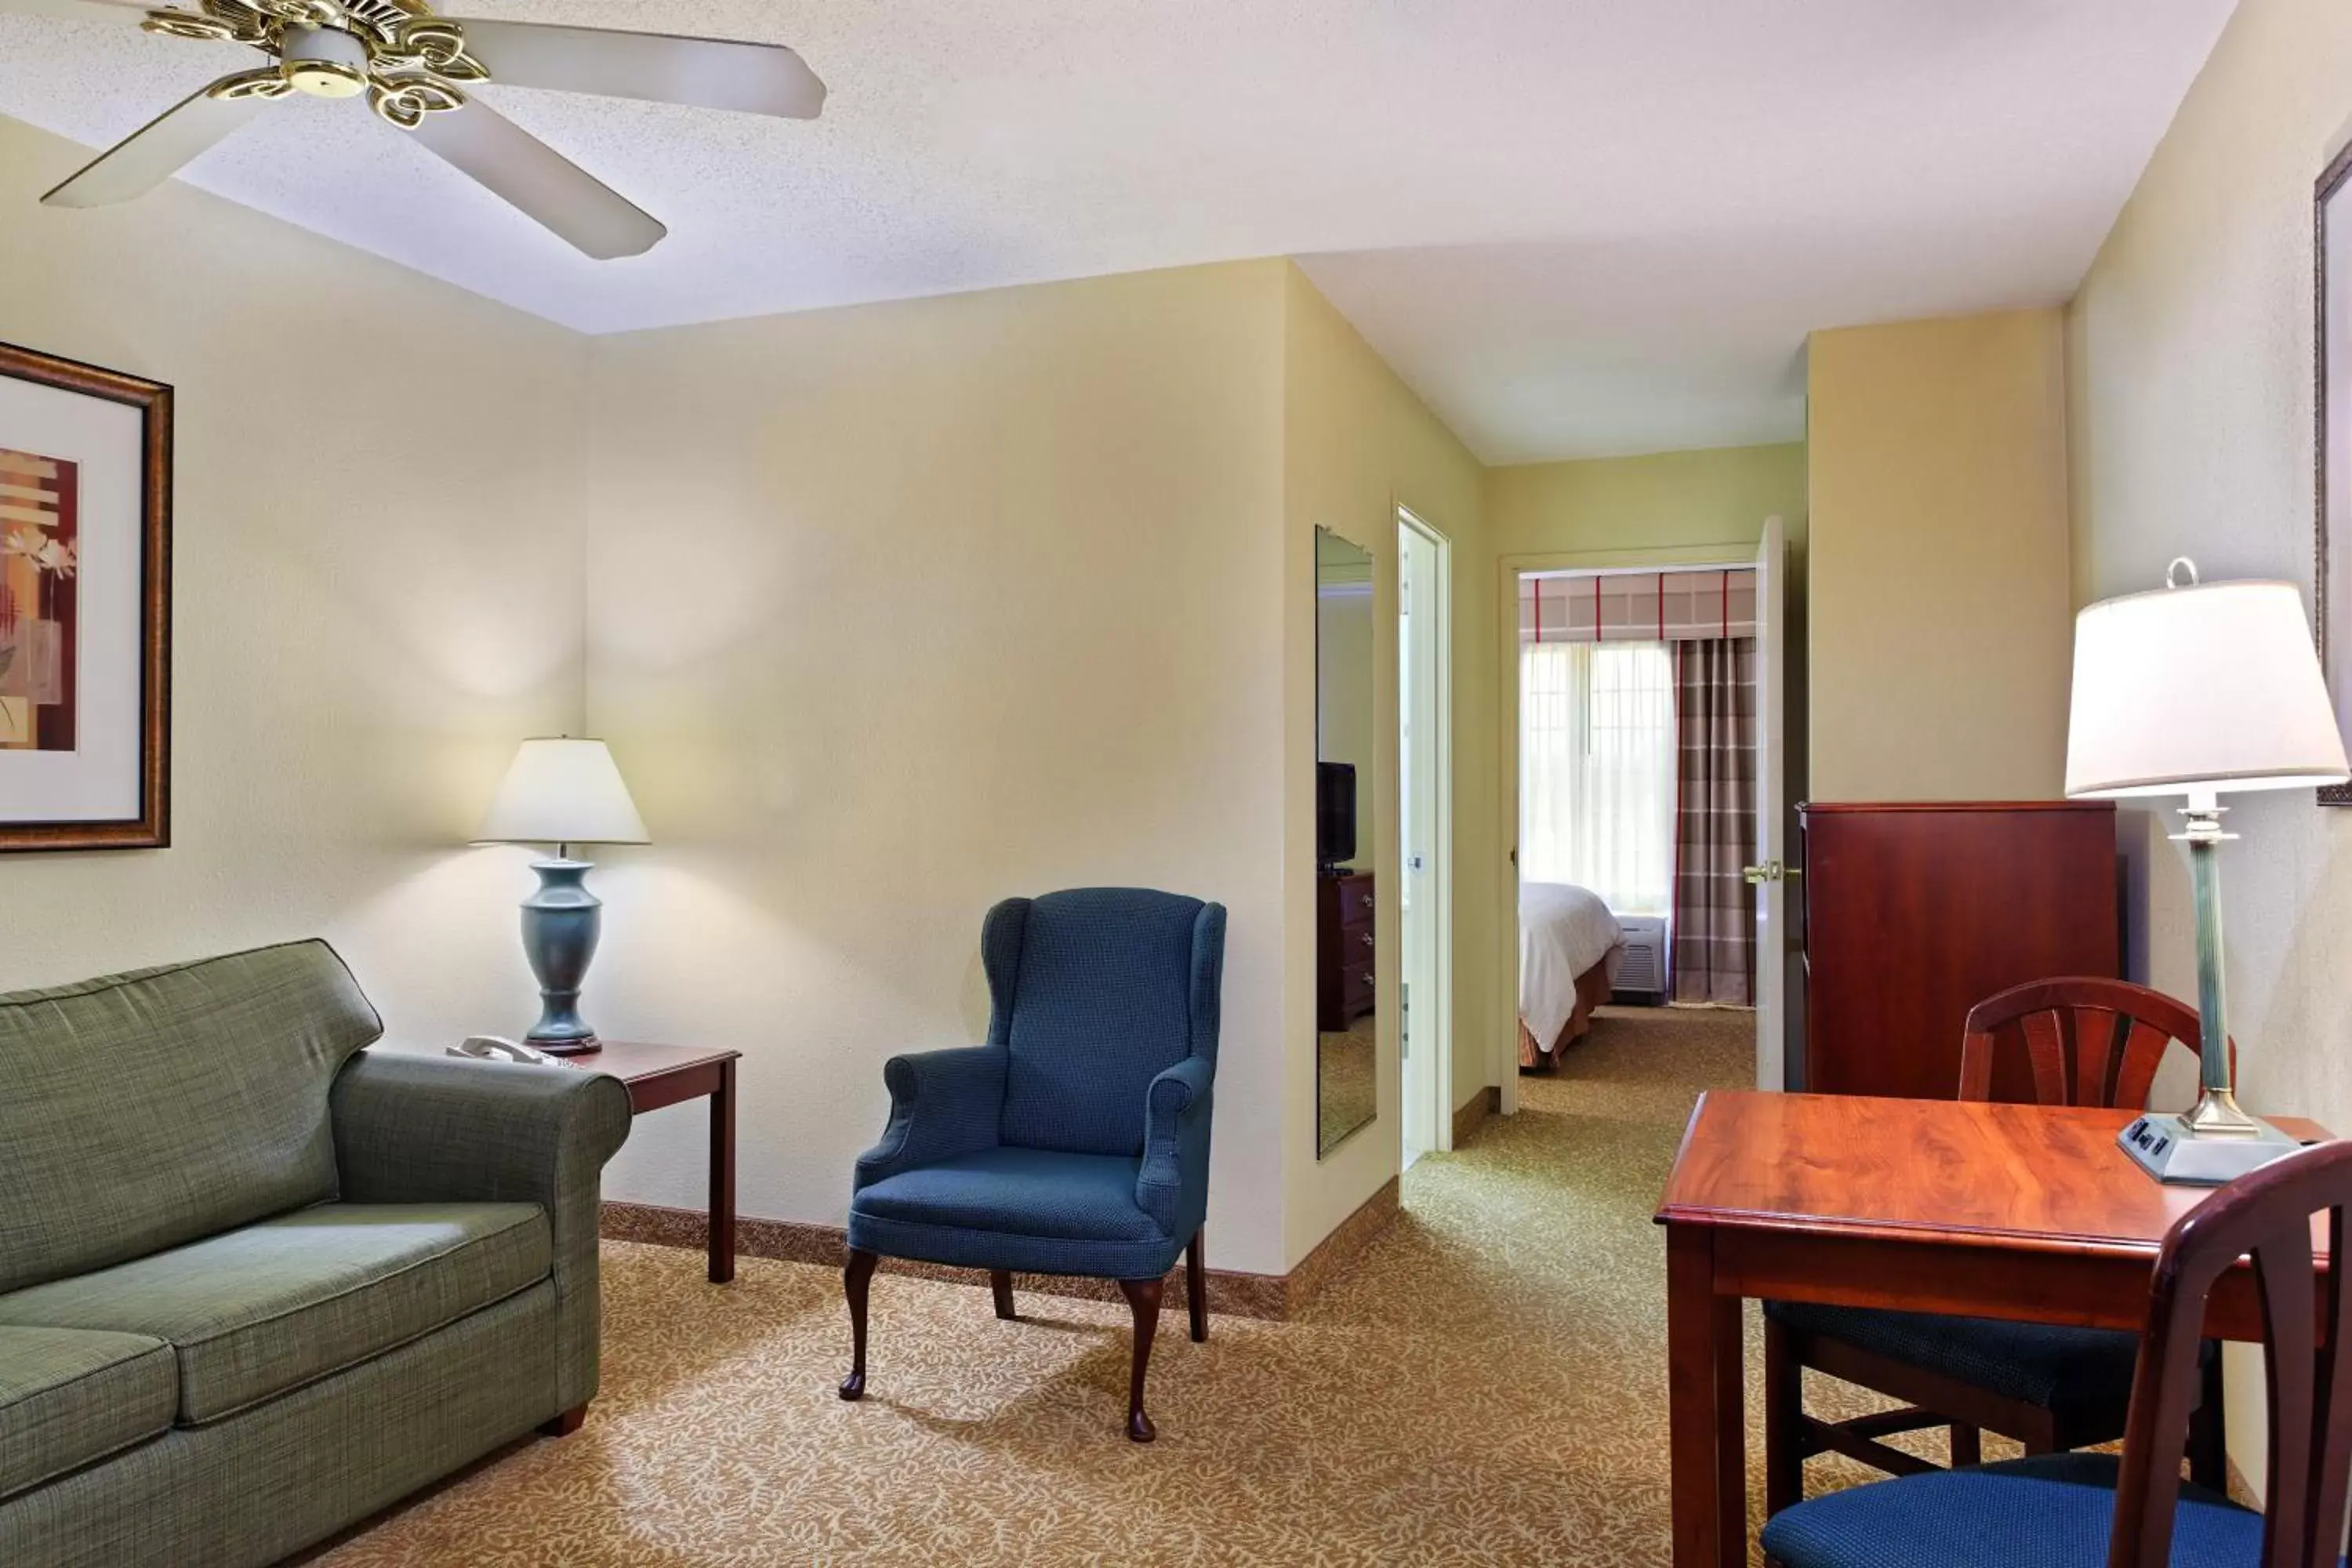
[1316, 760, 1356, 872]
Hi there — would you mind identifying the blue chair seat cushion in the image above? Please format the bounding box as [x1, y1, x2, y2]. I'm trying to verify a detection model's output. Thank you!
[1764, 1298, 2139, 1422]
[1760, 1452, 2260, 1567]
[850, 1148, 1163, 1243]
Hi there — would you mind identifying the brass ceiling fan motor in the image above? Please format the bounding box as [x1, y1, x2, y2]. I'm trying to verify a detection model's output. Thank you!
[278, 27, 372, 101]
[143, 1, 490, 124]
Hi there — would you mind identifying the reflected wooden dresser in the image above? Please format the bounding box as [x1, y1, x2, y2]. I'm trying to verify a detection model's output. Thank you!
[1799, 801, 2120, 1102]
[1316, 870, 1376, 1032]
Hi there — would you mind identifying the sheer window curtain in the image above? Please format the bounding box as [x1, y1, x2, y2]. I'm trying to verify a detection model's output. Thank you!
[1519, 641, 1676, 916]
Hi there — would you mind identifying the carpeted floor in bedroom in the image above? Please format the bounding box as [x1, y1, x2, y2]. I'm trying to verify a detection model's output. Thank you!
[317, 1006, 1922, 1566]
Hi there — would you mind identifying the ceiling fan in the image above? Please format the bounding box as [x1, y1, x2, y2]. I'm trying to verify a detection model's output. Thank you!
[2, 0, 826, 257]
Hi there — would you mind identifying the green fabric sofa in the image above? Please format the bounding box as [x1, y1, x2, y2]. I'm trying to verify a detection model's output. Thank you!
[0, 940, 633, 1567]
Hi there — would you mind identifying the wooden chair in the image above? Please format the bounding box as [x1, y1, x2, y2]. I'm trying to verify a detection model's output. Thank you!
[1764, 978, 2231, 1512]
[1762, 1134, 2352, 1568]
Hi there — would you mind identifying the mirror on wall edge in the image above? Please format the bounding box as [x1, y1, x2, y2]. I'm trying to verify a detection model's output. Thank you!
[1315, 527, 1377, 1156]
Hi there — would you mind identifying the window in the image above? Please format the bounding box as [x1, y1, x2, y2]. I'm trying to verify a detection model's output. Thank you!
[1519, 639, 1675, 916]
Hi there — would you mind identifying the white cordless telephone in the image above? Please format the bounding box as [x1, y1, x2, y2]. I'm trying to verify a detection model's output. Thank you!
[447, 1035, 555, 1065]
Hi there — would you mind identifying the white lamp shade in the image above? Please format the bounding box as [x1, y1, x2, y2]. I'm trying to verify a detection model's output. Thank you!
[474, 738, 650, 846]
[2065, 577, 2350, 799]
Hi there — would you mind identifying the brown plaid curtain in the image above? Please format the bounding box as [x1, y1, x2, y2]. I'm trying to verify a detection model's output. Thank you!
[1671, 637, 1756, 1005]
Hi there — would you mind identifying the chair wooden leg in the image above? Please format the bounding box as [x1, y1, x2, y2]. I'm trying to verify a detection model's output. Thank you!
[1117, 1276, 1164, 1443]
[2018, 1408, 2060, 1457]
[538, 1403, 587, 1436]
[840, 1248, 878, 1401]
[1186, 1231, 1208, 1343]
[2188, 1348, 2228, 1491]
[1947, 1421, 1982, 1468]
[1763, 1316, 1804, 1515]
[991, 1269, 1017, 1320]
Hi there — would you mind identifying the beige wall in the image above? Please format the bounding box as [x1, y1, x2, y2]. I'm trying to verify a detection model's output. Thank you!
[579, 259, 1492, 1277]
[2, 98, 2097, 1289]
[1808, 310, 2074, 801]
[0, 116, 589, 1044]
[1486, 442, 1807, 561]
[0, 146, 1494, 1279]
[577, 261, 1299, 1273]
[2067, 0, 2352, 1486]
[1280, 263, 1492, 1261]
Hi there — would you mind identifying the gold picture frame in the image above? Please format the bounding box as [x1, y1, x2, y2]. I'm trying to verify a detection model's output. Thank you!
[0, 341, 172, 850]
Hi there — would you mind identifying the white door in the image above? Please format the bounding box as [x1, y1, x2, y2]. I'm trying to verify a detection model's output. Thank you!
[1399, 511, 1452, 1159]
[1750, 516, 1788, 1090]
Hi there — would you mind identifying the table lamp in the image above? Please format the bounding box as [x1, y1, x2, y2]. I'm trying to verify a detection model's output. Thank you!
[473, 737, 650, 1054]
[2065, 559, 2350, 1183]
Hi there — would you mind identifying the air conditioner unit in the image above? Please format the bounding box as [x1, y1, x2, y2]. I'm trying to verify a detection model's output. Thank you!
[1613, 916, 1669, 1004]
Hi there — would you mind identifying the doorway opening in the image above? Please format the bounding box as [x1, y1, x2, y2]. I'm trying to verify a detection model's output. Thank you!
[1398, 506, 1453, 1164]
[1501, 523, 1784, 1112]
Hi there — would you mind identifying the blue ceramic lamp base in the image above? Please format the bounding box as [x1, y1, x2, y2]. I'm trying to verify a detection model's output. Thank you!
[522, 856, 604, 1055]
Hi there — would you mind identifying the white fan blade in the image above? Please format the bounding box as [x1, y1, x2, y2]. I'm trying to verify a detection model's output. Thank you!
[0, 0, 151, 21]
[404, 97, 666, 260]
[42, 78, 270, 208]
[450, 20, 825, 118]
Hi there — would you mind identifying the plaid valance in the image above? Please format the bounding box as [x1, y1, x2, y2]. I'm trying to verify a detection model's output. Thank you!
[1520, 568, 1758, 644]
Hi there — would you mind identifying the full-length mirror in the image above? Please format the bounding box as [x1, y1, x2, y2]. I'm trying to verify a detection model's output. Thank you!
[1316, 528, 1377, 1156]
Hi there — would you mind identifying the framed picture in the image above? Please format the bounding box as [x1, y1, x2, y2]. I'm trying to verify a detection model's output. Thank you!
[0, 342, 170, 850]
[2318, 147, 2352, 805]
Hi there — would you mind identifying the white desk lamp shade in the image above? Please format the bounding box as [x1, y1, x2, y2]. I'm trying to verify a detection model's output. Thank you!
[474, 738, 650, 846]
[2064, 577, 2350, 800]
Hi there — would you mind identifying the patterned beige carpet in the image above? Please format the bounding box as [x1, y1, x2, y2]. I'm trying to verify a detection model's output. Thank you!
[1318, 1014, 1377, 1152]
[318, 1006, 1922, 1566]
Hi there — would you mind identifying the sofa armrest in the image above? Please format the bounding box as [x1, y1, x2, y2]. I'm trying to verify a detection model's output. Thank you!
[853, 1046, 1008, 1190]
[1135, 1054, 1214, 1238]
[330, 1051, 632, 1414]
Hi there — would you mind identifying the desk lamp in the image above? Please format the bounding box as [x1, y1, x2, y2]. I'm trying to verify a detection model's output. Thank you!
[473, 737, 649, 1054]
[2065, 560, 2349, 1182]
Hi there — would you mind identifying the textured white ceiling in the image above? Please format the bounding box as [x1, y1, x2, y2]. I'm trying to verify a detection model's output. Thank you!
[0, 1, 2234, 462]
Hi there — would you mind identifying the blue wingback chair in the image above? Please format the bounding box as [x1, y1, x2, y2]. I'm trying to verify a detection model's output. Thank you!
[840, 887, 1227, 1441]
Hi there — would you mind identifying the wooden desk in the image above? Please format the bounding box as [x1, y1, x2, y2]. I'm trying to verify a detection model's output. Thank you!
[553, 1040, 740, 1284]
[1655, 1090, 2332, 1568]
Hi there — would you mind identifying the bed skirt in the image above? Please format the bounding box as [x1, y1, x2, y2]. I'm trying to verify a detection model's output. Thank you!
[1518, 956, 1615, 1071]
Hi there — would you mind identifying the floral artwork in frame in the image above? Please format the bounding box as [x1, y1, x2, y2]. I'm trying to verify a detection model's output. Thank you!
[0, 341, 170, 850]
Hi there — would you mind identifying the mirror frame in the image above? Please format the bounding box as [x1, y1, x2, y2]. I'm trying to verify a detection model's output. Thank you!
[1314, 524, 1380, 1158]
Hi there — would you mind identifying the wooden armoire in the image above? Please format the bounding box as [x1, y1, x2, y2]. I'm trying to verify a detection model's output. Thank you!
[1799, 802, 2121, 1102]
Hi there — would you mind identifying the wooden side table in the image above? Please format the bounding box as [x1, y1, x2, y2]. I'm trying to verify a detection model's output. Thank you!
[554, 1040, 741, 1283]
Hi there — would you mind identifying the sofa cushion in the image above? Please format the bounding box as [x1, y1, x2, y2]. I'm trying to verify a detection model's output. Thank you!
[851, 1147, 1163, 1241]
[0, 942, 384, 1294]
[0, 1326, 176, 1501]
[0, 1203, 549, 1425]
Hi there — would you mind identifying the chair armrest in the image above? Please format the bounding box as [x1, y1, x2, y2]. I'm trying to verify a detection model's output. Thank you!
[329, 1051, 632, 1413]
[853, 1045, 1008, 1190]
[1136, 1054, 1214, 1237]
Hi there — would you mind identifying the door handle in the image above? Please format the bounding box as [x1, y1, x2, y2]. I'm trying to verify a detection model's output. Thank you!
[1744, 860, 1802, 884]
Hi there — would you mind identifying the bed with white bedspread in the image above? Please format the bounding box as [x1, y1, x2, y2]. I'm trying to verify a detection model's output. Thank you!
[1517, 880, 1626, 1069]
